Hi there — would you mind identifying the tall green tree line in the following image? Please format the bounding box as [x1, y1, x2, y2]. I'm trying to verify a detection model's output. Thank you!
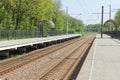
[115, 9, 120, 30]
[0, 0, 84, 32]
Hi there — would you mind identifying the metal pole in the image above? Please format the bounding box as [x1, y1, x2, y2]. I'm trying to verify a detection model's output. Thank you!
[109, 4, 111, 20]
[109, 4, 112, 31]
[66, 6, 68, 34]
[101, 6, 104, 38]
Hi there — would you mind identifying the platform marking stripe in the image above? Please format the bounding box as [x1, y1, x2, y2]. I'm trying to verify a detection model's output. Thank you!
[89, 39, 97, 80]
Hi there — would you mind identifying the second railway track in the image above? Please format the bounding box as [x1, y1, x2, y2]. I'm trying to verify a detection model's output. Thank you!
[0, 36, 81, 76]
[40, 34, 95, 80]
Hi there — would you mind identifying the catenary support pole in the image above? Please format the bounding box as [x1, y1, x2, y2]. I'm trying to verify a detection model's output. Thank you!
[101, 6, 104, 38]
[66, 6, 68, 34]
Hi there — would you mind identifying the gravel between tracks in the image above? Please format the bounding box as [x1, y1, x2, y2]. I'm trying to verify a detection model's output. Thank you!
[40, 41, 89, 80]
[0, 35, 95, 80]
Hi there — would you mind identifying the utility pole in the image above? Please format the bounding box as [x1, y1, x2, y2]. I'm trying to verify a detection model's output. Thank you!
[66, 6, 68, 34]
[109, 4, 111, 19]
[101, 6, 104, 38]
[109, 4, 112, 31]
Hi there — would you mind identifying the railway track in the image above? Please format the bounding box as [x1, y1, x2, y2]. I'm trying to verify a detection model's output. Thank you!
[0, 34, 96, 80]
[0, 36, 83, 76]
[40, 34, 95, 80]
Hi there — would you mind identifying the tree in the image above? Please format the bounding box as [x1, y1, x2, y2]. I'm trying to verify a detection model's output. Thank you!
[115, 9, 120, 30]
[87, 24, 100, 32]
[0, 0, 84, 34]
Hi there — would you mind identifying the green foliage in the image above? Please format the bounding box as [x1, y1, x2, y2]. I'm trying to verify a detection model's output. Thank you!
[0, 0, 84, 33]
[104, 22, 115, 31]
[68, 16, 84, 32]
[87, 24, 100, 32]
[115, 9, 120, 30]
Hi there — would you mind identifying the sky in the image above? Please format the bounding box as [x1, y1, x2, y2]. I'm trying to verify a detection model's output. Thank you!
[61, 0, 120, 25]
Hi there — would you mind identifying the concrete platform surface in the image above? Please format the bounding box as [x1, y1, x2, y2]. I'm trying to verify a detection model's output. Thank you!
[0, 34, 80, 51]
[76, 34, 120, 80]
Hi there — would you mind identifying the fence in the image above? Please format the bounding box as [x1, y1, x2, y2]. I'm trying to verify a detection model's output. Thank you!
[0, 30, 73, 40]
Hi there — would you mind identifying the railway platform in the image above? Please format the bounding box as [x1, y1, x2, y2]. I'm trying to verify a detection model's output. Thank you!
[0, 34, 80, 58]
[0, 34, 80, 51]
[76, 34, 120, 80]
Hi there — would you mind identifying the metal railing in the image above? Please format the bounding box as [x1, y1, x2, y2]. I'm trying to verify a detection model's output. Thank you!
[0, 30, 39, 40]
[0, 30, 73, 40]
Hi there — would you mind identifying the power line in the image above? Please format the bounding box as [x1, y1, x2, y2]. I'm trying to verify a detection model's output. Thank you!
[70, 13, 82, 18]
[92, 12, 109, 20]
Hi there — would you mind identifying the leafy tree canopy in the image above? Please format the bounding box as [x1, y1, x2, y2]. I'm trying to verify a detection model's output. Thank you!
[0, 0, 84, 33]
